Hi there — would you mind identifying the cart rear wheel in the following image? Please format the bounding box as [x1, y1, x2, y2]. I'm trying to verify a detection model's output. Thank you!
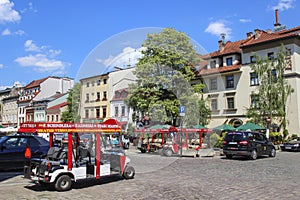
[164, 148, 173, 157]
[55, 175, 72, 191]
[123, 166, 135, 179]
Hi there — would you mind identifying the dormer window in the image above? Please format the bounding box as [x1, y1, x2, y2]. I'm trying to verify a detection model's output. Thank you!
[226, 57, 233, 66]
[268, 52, 274, 60]
[210, 60, 216, 69]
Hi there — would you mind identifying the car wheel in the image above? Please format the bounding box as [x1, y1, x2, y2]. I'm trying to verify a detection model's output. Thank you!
[55, 175, 72, 191]
[226, 154, 233, 159]
[123, 166, 135, 179]
[250, 149, 257, 160]
[269, 148, 276, 157]
[141, 148, 146, 153]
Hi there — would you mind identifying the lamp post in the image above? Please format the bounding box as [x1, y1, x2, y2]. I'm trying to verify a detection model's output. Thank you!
[266, 116, 271, 139]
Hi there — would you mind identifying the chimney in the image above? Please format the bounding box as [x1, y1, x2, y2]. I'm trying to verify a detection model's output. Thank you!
[274, 9, 286, 31]
[274, 9, 281, 27]
[218, 40, 224, 51]
[246, 32, 253, 38]
[254, 29, 261, 39]
[218, 33, 226, 51]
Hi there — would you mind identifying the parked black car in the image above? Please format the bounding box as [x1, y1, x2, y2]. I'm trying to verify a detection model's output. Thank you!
[0, 134, 49, 170]
[223, 131, 276, 160]
[280, 138, 300, 151]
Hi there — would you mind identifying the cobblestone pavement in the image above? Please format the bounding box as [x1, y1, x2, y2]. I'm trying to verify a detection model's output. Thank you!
[1, 148, 300, 200]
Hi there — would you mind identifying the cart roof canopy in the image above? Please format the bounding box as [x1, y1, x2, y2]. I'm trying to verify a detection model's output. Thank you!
[18, 118, 122, 133]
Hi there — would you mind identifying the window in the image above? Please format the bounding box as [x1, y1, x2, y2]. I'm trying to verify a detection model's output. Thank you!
[209, 78, 218, 90]
[226, 57, 233, 66]
[97, 80, 101, 85]
[103, 91, 107, 100]
[226, 75, 234, 88]
[270, 69, 277, 83]
[251, 94, 258, 108]
[250, 72, 259, 86]
[115, 92, 120, 99]
[56, 115, 59, 122]
[96, 108, 100, 118]
[211, 99, 218, 111]
[268, 52, 274, 60]
[210, 60, 216, 69]
[121, 106, 126, 116]
[85, 110, 89, 118]
[96, 92, 100, 101]
[227, 97, 235, 109]
[86, 93, 89, 102]
[86, 82, 90, 87]
[250, 56, 256, 63]
[102, 107, 107, 118]
[91, 81, 94, 87]
[103, 79, 107, 84]
[115, 107, 119, 117]
[121, 91, 127, 98]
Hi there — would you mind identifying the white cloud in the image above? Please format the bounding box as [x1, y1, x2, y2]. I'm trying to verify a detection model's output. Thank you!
[14, 54, 67, 73]
[0, 63, 3, 68]
[15, 29, 25, 35]
[1, 28, 25, 36]
[0, 0, 21, 24]
[1, 28, 10, 35]
[24, 40, 46, 52]
[96, 46, 144, 68]
[239, 19, 252, 23]
[205, 21, 232, 39]
[272, 0, 295, 11]
[15, 40, 69, 74]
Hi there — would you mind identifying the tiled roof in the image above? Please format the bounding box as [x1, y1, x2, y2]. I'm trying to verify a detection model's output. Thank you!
[199, 64, 242, 76]
[47, 102, 68, 110]
[241, 26, 300, 47]
[25, 77, 48, 89]
[208, 39, 246, 58]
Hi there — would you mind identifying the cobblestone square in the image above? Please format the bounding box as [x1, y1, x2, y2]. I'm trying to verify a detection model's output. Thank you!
[0, 148, 300, 200]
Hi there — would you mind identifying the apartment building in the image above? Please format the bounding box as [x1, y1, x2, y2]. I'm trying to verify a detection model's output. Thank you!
[80, 73, 110, 123]
[17, 76, 74, 125]
[46, 93, 69, 122]
[80, 67, 136, 124]
[199, 20, 300, 134]
[0, 83, 23, 126]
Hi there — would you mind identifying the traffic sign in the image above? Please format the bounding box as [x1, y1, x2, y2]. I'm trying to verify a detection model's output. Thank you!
[180, 106, 185, 116]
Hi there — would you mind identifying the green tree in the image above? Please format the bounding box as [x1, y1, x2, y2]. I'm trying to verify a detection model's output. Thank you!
[61, 83, 81, 122]
[246, 47, 294, 136]
[127, 28, 209, 126]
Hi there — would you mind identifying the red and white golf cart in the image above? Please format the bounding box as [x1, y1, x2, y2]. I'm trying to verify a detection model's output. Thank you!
[162, 127, 212, 157]
[21, 118, 135, 191]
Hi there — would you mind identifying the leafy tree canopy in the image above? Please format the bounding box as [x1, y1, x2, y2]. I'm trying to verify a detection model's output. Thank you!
[127, 28, 209, 126]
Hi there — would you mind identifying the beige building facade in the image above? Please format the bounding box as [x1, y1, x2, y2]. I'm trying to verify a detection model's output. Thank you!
[200, 25, 300, 135]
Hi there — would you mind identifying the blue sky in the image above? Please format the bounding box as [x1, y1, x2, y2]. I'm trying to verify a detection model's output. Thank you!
[0, 0, 299, 89]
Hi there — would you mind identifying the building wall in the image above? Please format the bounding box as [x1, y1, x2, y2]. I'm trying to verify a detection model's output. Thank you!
[35, 77, 74, 101]
[80, 74, 110, 122]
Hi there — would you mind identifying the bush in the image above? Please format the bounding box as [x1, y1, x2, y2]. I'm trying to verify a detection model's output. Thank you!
[210, 133, 221, 148]
[269, 132, 283, 145]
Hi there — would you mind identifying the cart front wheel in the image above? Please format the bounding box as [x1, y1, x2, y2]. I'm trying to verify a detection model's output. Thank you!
[55, 175, 72, 191]
[123, 166, 135, 179]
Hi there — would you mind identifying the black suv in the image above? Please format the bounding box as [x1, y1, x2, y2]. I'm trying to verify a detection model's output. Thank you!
[223, 131, 276, 160]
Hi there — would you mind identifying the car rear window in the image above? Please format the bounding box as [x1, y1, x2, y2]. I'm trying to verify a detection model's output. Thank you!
[34, 136, 49, 145]
[225, 132, 248, 141]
